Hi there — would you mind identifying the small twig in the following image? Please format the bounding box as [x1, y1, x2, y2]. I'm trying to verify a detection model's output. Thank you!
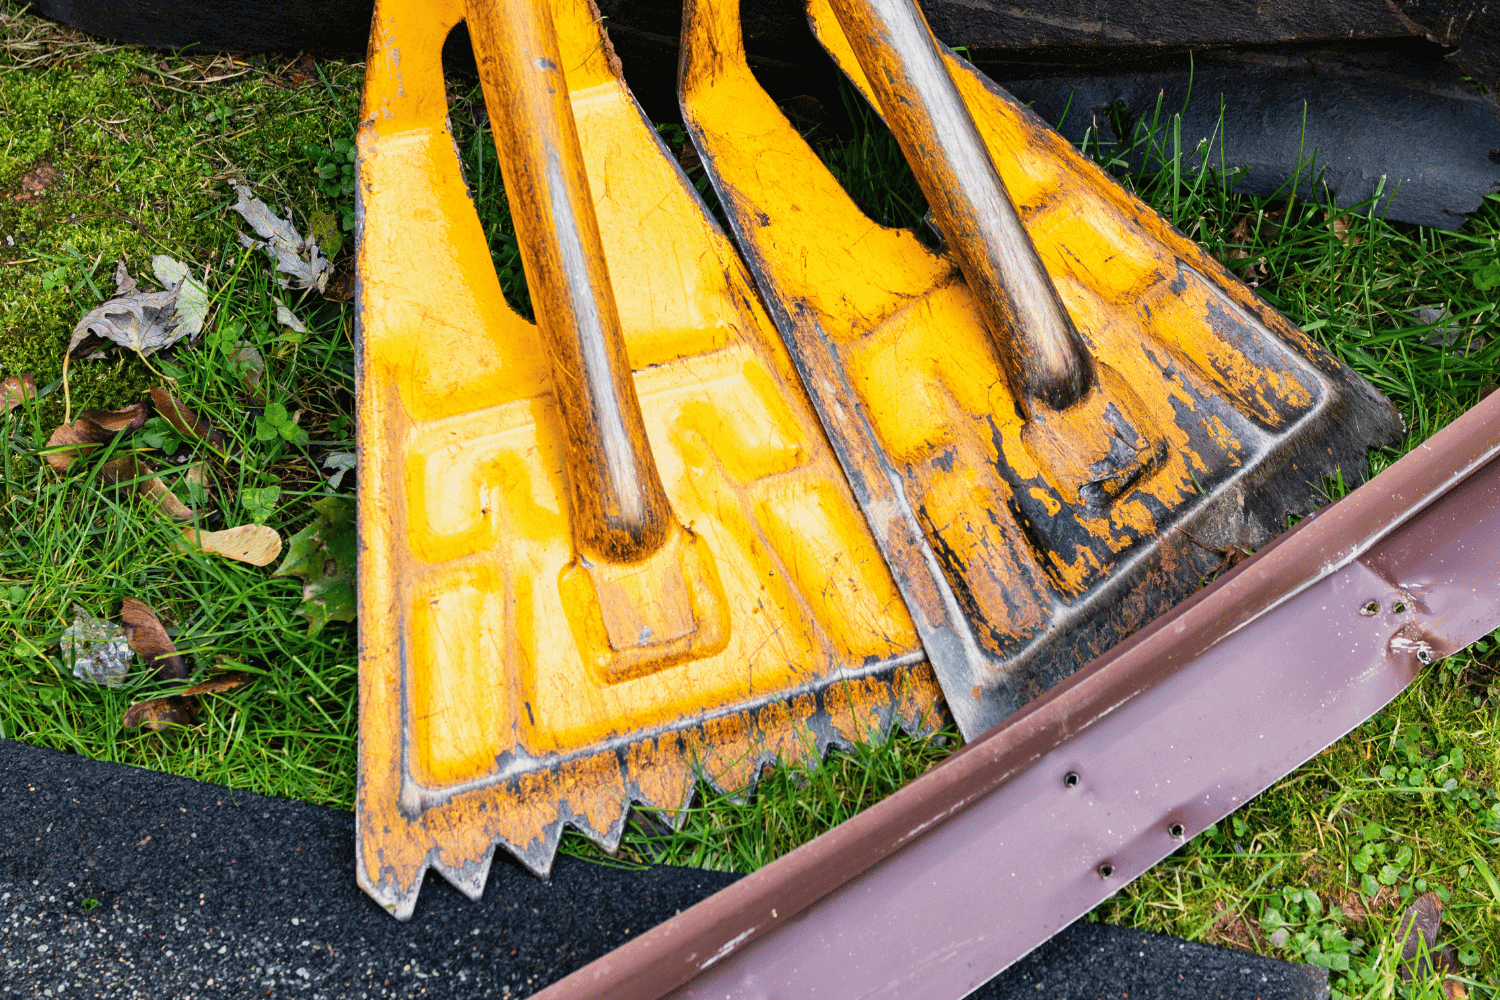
[61, 352, 71, 425]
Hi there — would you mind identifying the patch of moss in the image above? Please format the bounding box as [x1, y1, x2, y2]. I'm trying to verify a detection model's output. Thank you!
[0, 4, 362, 424]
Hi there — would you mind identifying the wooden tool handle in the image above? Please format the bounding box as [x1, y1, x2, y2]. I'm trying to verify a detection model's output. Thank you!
[825, 0, 1093, 412]
[469, 0, 674, 562]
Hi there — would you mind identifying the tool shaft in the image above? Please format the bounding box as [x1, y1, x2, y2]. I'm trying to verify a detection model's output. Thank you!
[470, 0, 674, 561]
[826, 0, 1092, 411]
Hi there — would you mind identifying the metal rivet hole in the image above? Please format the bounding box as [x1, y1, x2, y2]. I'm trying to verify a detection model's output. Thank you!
[1098, 863, 1115, 879]
[1417, 648, 1432, 665]
[1169, 823, 1185, 838]
[1064, 771, 1079, 788]
[1359, 601, 1379, 617]
[1392, 602, 1407, 614]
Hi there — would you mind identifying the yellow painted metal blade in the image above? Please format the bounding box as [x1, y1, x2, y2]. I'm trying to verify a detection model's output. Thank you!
[679, 0, 1402, 737]
[354, 0, 942, 918]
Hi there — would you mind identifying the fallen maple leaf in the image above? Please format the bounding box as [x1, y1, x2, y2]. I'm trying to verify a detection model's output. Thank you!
[66, 258, 209, 359]
[272, 496, 355, 637]
[230, 185, 330, 292]
[151, 256, 209, 336]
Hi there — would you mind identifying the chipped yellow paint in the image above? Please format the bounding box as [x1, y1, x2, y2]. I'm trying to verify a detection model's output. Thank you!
[684, 0, 1339, 630]
[1203, 412, 1244, 458]
[356, 0, 939, 918]
[1029, 487, 1062, 517]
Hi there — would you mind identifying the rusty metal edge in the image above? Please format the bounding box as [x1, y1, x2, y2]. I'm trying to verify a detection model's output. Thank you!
[529, 390, 1500, 1000]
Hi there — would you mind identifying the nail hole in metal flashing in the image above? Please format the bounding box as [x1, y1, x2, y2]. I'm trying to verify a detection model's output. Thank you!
[1360, 600, 1379, 616]
[1392, 601, 1407, 614]
[1098, 863, 1114, 878]
[1063, 771, 1079, 788]
[1169, 823, 1185, 838]
[1417, 648, 1432, 664]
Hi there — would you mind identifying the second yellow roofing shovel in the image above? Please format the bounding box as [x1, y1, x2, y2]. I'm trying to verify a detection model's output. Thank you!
[355, 0, 940, 918]
[679, 0, 1404, 736]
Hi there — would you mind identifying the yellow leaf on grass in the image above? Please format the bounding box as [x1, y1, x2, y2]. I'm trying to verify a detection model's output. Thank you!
[181, 524, 282, 566]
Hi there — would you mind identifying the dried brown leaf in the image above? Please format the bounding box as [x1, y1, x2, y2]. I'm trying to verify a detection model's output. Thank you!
[2, 373, 36, 412]
[1396, 892, 1459, 982]
[1326, 211, 1364, 247]
[44, 403, 147, 471]
[46, 407, 199, 519]
[119, 597, 187, 681]
[121, 671, 252, 732]
[93, 455, 196, 521]
[1207, 901, 1266, 954]
[144, 479, 195, 520]
[1336, 883, 1398, 922]
[182, 671, 252, 696]
[183, 460, 217, 501]
[181, 524, 282, 566]
[86, 405, 150, 434]
[122, 695, 195, 730]
[228, 342, 266, 401]
[149, 386, 225, 447]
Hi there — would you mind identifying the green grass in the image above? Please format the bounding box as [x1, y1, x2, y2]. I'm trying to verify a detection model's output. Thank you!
[0, 7, 1495, 998]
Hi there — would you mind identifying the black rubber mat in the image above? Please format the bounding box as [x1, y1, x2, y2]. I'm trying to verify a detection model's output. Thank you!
[972, 921, 1329, 999]
[0, 739, 1327, 998]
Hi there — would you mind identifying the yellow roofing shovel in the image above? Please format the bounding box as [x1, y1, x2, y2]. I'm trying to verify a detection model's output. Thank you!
[679, 0, 1403, 736]
[354, 0, 940, 918]
[355, 0, 1402, 919]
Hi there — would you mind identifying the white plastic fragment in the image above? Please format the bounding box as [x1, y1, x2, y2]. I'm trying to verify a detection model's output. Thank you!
[61, 605, 133, 688]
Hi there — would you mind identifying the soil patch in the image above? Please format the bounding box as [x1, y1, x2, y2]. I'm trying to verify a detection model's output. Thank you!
[11, 163, 61, 205]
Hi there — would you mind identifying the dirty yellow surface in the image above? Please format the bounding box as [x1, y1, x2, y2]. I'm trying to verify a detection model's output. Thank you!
[681, 0, 1350, 734]
[355, 0, 938, 918]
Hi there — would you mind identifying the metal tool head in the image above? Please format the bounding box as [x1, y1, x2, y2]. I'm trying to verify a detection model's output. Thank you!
[354, 0, 942, 919]
[679, 0, 1405, 737]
